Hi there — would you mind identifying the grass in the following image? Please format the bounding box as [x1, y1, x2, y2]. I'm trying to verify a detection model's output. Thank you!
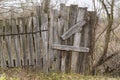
[0, 68, 119, 80]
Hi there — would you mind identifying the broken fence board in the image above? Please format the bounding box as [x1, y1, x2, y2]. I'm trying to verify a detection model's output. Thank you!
[61, 20, 86, 40]
[52, 44, 89, 52]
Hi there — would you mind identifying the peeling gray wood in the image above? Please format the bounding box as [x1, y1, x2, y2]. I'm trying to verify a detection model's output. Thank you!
[33, 16, 42, 69]
[78, 8, 90, 74]
[53, 10, 60, 71]
[61, 20, 86, 40]
[48, 9, 54, 72]
[66, 4, 78, 73]
[41, 13, 48, 73]
[0, 28, 6, 68]
[28, 17, 34, 66]
[12, 19, 21, 67]
[71, 8, 87, 73]
[19, 18, 27, 66]
[5, 19, 13, 67]
[52, 44, 89, 52]
[0, 38, 6, 68]
[59, 4, 70, 72]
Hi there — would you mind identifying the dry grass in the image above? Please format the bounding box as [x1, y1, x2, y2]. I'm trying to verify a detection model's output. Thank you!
[0, 68, 119, 80]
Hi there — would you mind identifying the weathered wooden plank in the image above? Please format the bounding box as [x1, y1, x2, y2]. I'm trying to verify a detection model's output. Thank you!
[79, 24, 89, 74]
[12, 18, 21, 67]
[0, 37, 6, 68]
[58, 4, 70, 72]
[33, 16, 42, 70]
[71, 8, 87, 73]
[5, 19, 13, 67]
[77, 8, 90, 74]
[66, 4, 78, 73]
[52, 9, 60, 71]
[0, 24, 6, 68]
[48, 9, 54, 72]
[28, 17, 34, 66]
[61, 20, 86, 40]
[41, 13, 48, 73]
[71, 33, 81, 72]
[19, 18, 27, 66]
[88, 11, 97, 74]
[52, 44, 89, 52]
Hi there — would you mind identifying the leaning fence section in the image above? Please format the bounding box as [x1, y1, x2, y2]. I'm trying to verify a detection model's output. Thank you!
[0, 4, 96, 74]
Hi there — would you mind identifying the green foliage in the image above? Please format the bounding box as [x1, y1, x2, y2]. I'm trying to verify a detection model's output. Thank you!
[0, 74, 6, 80]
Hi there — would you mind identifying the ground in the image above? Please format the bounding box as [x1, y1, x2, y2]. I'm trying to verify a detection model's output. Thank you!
[0, 68, 119, 80]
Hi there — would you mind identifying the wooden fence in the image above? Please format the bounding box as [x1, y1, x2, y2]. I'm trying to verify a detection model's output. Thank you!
[0, 4, 96, 74]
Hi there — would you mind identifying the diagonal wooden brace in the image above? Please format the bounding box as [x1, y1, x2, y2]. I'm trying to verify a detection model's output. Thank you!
[61, 20, 86, 40]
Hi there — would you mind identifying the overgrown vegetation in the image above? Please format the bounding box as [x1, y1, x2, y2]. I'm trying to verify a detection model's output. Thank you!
[0, 68, 119, 80]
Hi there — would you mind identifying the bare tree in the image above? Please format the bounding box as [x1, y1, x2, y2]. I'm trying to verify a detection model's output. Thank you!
[92, 0, 118, 74]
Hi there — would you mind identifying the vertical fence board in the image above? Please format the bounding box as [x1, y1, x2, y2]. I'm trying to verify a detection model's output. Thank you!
[28, 17, 34, 66]
[5, 19, 13, 67]
[52, 9, 61, 71]
[0, 24, 6, 68]
[78, 8, 89, 74]
[48, 9, 54, 72]
[41, 14, 48, 73]
[66, 5, 78, 73]
[71, 8, 87, 73]
[59, 4, 70, 72]
[88, 11, 96, 74]
[19, 18, 27, 67]
[0, 37, 5, 68]
[12, 19, 21, 67]
[33, 16, 42, 70]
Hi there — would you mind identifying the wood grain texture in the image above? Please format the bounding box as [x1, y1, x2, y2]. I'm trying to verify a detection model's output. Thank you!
[41, 13, 49, 73]
[58, 4, 70, 73]
[12, 19, 21, 67]
[5, 19, 13, 67]
[71, 8, 87, 73]
[19, 18, 27, 67]
[33, 16, 42, 70]
[27, 17, 34, 66]
[53, 9, 60, 71]
[52, 44, 89, 52]
[66, 4, 78, 73]
[0, 25, 6, 68]
[61, 20, 86, 40]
